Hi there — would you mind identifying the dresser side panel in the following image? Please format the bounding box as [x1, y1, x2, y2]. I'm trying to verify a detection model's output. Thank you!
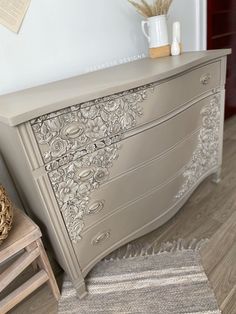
[0, 122, 83, 280]
[217, 56, 227, 167]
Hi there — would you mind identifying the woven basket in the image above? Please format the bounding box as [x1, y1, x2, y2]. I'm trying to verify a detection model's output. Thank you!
[0, 185, 14, 245]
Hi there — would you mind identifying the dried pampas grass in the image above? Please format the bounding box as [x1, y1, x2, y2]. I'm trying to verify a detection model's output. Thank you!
[128, 0, 173, 17]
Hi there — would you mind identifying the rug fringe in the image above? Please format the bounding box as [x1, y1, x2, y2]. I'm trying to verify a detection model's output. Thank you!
[104, 238, 209, 262]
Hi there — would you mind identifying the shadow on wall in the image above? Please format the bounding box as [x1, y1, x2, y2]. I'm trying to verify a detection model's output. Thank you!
[0, 152, 24, 210]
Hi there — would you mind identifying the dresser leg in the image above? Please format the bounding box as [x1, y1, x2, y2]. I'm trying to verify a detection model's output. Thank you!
[211, 167, 221, 184]
[74, 279, 88, 299]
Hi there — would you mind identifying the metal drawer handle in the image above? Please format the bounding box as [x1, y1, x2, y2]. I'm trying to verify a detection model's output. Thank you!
[61, 123, 84, 139]
[87, 200, 105, 215]
[78, 169, 94, 181]
[92, 230, 111, 246]
[200, 73, 211, 85]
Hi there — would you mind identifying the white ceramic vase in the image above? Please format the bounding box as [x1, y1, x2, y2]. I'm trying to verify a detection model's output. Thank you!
[141, 15, 169, 48]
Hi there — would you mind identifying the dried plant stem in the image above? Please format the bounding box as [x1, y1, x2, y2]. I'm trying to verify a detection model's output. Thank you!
[141, 0, 153, 16]
[128, 0, 173, 17]
[128, 0, 150, 17]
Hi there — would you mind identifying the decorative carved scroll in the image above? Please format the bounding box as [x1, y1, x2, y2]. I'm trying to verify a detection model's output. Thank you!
[48, 144, 121, 242]
[31, 85, 153, 166]
[38, 86, 153, 242]
[175, 95, 221, 200]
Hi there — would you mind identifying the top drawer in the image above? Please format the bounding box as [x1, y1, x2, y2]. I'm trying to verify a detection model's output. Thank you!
[30, 61, 221, 165]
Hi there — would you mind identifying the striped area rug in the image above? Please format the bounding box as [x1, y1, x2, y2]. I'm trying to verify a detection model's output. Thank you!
[58, 239, 220, 314]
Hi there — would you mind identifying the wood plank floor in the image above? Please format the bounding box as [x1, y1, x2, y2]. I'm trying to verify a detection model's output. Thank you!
[5, 116, 236, 314]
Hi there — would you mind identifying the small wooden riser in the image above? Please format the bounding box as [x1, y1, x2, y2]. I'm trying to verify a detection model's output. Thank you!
[0, 270, 48, 314]
[0, 249, 40, 293]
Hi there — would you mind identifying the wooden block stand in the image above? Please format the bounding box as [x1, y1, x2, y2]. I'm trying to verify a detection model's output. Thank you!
[149, 44, 171, 58]
[0, 208, 60, 313]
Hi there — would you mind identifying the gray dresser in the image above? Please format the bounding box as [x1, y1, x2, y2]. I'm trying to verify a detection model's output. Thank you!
[0, 50, 230, 298]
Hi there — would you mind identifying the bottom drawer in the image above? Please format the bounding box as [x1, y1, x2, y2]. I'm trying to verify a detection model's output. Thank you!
[74, 172, 188, 271]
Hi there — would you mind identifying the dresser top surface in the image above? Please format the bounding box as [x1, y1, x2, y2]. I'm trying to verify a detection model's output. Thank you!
[0, 49, 231, 126]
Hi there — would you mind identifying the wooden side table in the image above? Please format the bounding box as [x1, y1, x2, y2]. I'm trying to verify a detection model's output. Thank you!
[0, 208, 60, 313]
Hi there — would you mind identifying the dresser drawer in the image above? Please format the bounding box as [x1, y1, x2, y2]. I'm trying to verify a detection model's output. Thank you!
[74, 173, 189, 270]
[135, 61, 221, 129]
[82, 130, 200, 229]
[30, 62, 220, 166]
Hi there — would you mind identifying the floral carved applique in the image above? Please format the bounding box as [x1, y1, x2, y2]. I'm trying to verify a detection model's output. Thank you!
[31, 85, 154, 242]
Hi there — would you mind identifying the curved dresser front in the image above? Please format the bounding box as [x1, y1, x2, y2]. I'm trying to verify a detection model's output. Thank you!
[0, 50, 230, 298]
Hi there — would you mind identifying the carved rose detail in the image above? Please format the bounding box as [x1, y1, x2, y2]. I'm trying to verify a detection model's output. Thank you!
[30, 85, 151, 164]
[50, 138, 68, 158]
[45, 117, 63, 132]
[80, 104, 100, 119]
[57, 179, 78, 203]
[86, 117, 107, 139]
[175, 95, 221, 200]
[48, 144, 121, 243]
[103, 99, 121, 113]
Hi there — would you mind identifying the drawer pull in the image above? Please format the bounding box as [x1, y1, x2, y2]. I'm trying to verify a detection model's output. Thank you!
[200, 73, 211, 85]
[94, 169, 109, 183]
[78, 169, 94, 181]
[87, 200, 105, 215]
[61, 123, 84, 139]
[92, 231, 111, 246]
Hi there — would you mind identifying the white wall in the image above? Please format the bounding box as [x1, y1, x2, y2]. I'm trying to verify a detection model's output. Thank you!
[0, 0, 206, 96]
[0, 153, 23, 209]
[168, 0, 206, 51]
